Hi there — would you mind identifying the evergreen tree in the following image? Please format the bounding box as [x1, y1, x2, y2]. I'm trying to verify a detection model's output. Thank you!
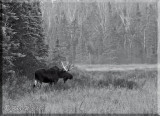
[2, 1, 19, 82]
[5, 1, 48, 78]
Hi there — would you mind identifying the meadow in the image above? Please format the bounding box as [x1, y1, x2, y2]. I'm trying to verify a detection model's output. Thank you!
[3, 66, 157, 114]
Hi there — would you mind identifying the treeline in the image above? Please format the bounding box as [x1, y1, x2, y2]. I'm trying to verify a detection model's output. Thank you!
[2, 0, 158, 83]
[2, 0, 48, 83]
[41, 0, 157, 65]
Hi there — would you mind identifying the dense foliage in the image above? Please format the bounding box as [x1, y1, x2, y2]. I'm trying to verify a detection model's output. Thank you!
[2, 0, 48, 83]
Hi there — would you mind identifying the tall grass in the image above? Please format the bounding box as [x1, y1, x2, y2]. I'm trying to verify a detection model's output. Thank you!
[3, 70, 157, 114]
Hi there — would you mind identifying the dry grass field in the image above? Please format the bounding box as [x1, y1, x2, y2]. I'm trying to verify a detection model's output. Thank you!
[3, 65, 158, 114]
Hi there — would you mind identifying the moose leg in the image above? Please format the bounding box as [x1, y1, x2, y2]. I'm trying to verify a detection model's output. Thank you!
[49, 82, 53, 87]
[38, 81, 42, 88]
[63, 78, 68, 83]
[33, 80, 38, 88]
[53, 79, 58, 85]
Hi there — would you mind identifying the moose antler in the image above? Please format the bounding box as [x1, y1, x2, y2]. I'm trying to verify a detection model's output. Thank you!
[61, 61, 68, 71]
[67, 63, 74, 71]
[67, 61, 74, 71]
[61, 61, 74, 71]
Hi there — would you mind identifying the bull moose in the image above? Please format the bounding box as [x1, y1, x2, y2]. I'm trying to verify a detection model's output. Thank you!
[33, 61, 74, 88]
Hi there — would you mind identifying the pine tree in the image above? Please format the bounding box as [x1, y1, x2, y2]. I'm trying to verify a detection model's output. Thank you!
[9, 1, 48, 78]
[2, 1, 19, 82]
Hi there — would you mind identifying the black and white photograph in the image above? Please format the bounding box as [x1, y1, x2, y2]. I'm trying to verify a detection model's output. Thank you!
[2, 0, 159, 114]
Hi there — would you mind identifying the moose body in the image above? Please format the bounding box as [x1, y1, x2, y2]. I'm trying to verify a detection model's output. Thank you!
[33, 67, 59, 87]
[33, 62, 73, 88]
